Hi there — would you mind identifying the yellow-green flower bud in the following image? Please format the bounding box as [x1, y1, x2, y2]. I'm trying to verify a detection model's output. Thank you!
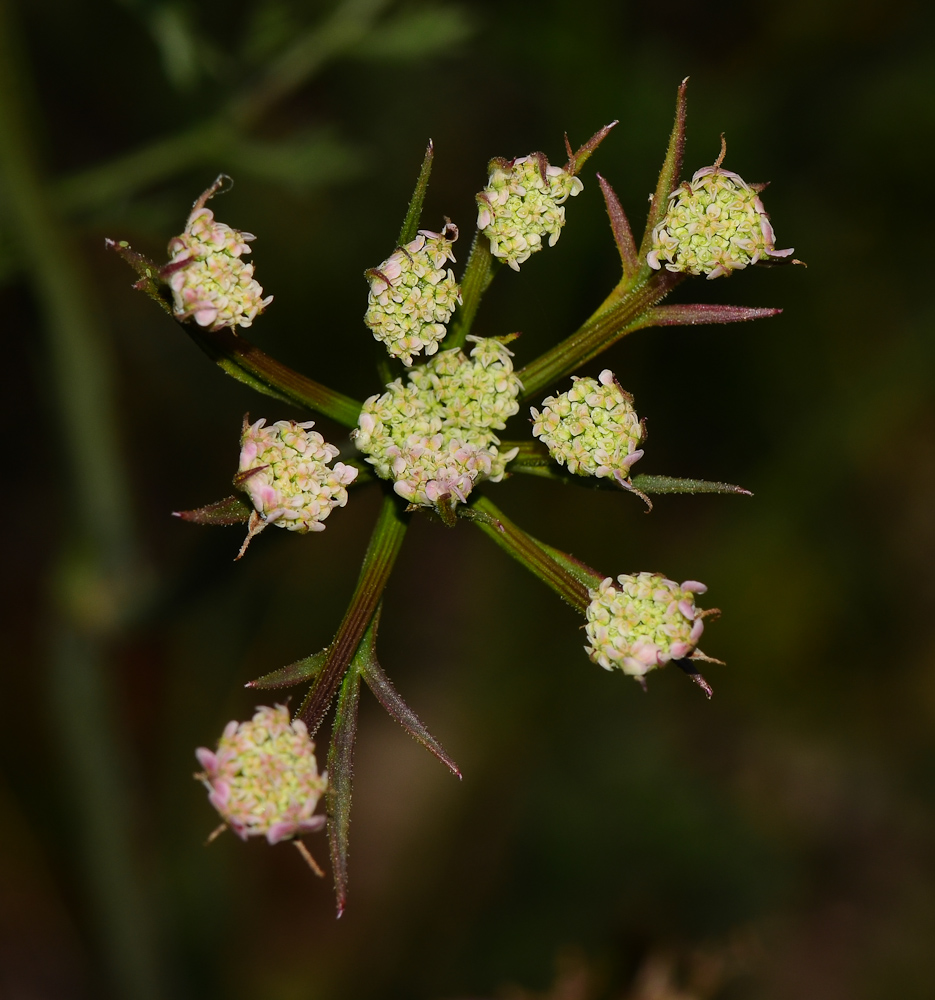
[238, 418, 358, 533]
[195, 705, 327, 845]
[166, 189, 273, 329]
[647, 162, 793, 279]
[585, 573, 708, 680]
[364, 224, 461, 365]
[476, 154, 583, 271]
[353, 336, 521, 508]
[531, 369, 644, 484]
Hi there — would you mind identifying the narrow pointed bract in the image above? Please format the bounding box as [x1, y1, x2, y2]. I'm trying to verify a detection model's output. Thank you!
[397, 140, 435, 246]
[327, 656, 362, 918]
[597, 174, 639, 284]
[247, 648, 329, 690]
[646, 303, 782, 326]
[172, 494, 252, 525]
[639, 78, 689, 260]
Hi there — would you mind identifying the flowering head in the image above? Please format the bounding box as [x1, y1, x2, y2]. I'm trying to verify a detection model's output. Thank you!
[237, 417, 358, 533]
[195, 705, 327, 845]
[354, 336, 521, 510]
[647, 147, 793, 279]
[165, 179, 273, 329]
[585, 573, 709, 681]
[531, 369, 644, 485]
[476, 153, 584, 270]
[364, 223, 462, 365]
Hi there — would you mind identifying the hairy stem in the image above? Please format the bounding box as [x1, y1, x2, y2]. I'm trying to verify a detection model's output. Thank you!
[298, 492, 408, 733]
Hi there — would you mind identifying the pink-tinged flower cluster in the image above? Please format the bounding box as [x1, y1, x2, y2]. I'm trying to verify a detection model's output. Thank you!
[238, 418, 358, 533]
[531, 369, 644, 485]
[353, 336, 521, 509]
[585, 572, 708, 680]
[647, 164, 793, 279]
[364, 224, 462, 365]
[195, 705, 327, 845]
[166, 198, 273, 330]
[476, 155, 583, 270]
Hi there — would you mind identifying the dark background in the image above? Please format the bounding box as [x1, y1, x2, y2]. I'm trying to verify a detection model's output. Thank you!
[1, 0, 934, 998]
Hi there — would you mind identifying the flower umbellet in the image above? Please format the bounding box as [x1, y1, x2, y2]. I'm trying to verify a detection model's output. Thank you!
[109, 81, 799, 915]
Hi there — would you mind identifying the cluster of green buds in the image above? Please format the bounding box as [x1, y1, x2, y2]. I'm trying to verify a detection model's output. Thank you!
[476, 153, 584, 270]
[164, 180, 273, 329]
[647, 145, 793, 279]
[531, 369, 644, 486]
[111, 82, 797, 912]
[195, 705, 327, 845]
[585, 573, 709, 682]
[364, 223, 461, 365]
[354, 336, 521, 510]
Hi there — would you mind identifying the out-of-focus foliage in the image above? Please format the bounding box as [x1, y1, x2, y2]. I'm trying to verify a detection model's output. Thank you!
[1, 0, 934, 998]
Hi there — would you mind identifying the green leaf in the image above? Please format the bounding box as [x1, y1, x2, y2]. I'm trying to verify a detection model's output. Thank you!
[326, 647, 362, 918]
[225, 129, 363, 192]
[247, 647, 329, 690]
[353, 6, 474, 61]
[638, 77, 688, 261]
[297, 493, 409, 734]
[172, 494, 252, 525]
[397, 140, 434, 246]
[630, 475, 752, 496]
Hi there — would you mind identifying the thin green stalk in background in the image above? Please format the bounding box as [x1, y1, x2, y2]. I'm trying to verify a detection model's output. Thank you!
[0, 3, 164, 997]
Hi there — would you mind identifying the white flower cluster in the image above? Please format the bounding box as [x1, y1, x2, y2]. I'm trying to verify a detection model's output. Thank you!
[354, 336, 522, 507]
[531, 369, 644, 483]
[166, 202, 273, 330]
[195, 705, 327, 845]
[476, 155, 583, 270]
[238, 418, 358, 533]
[585, 572, 708, 679]
[364, 224, 462, 365]
[647, 165, 794, 279]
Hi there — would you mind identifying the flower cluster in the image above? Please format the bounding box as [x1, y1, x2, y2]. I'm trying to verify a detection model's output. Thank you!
[354, 336, 522, 507]
[195, 705, 327, 845]
[647, 164, 793, 279]
[476, 155, 583, 270]
[238, 418, 358, 532]
[166, 202, 273, 329]
[585, 573, 708, 679]
[531, 369, 644, 484]
[364, 224, 462, 365]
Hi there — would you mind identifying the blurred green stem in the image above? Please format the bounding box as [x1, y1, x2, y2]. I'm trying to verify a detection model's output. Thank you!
[56, 0, 393, 215]
[0, 3, 164, 997]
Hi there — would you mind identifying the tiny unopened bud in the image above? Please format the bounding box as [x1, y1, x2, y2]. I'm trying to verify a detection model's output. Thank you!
[364, 224, 461, 365]
[531, 369, 643, 482]
[166, 182, 273, 329]
[476, 155, 583, 271]
[238, 418, 358, 536]
[195, 705, 327, 845]
[647, 154, 793, 279]
[585, 572, 710, 681]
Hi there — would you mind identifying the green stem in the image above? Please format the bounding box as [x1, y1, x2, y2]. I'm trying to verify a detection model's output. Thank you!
[298, 492, 408, 733]
[186, 325, 363, 427]
[518, 270, 683, 400]
[470, 495, 594, 613]
[446, 232, 495, 350]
